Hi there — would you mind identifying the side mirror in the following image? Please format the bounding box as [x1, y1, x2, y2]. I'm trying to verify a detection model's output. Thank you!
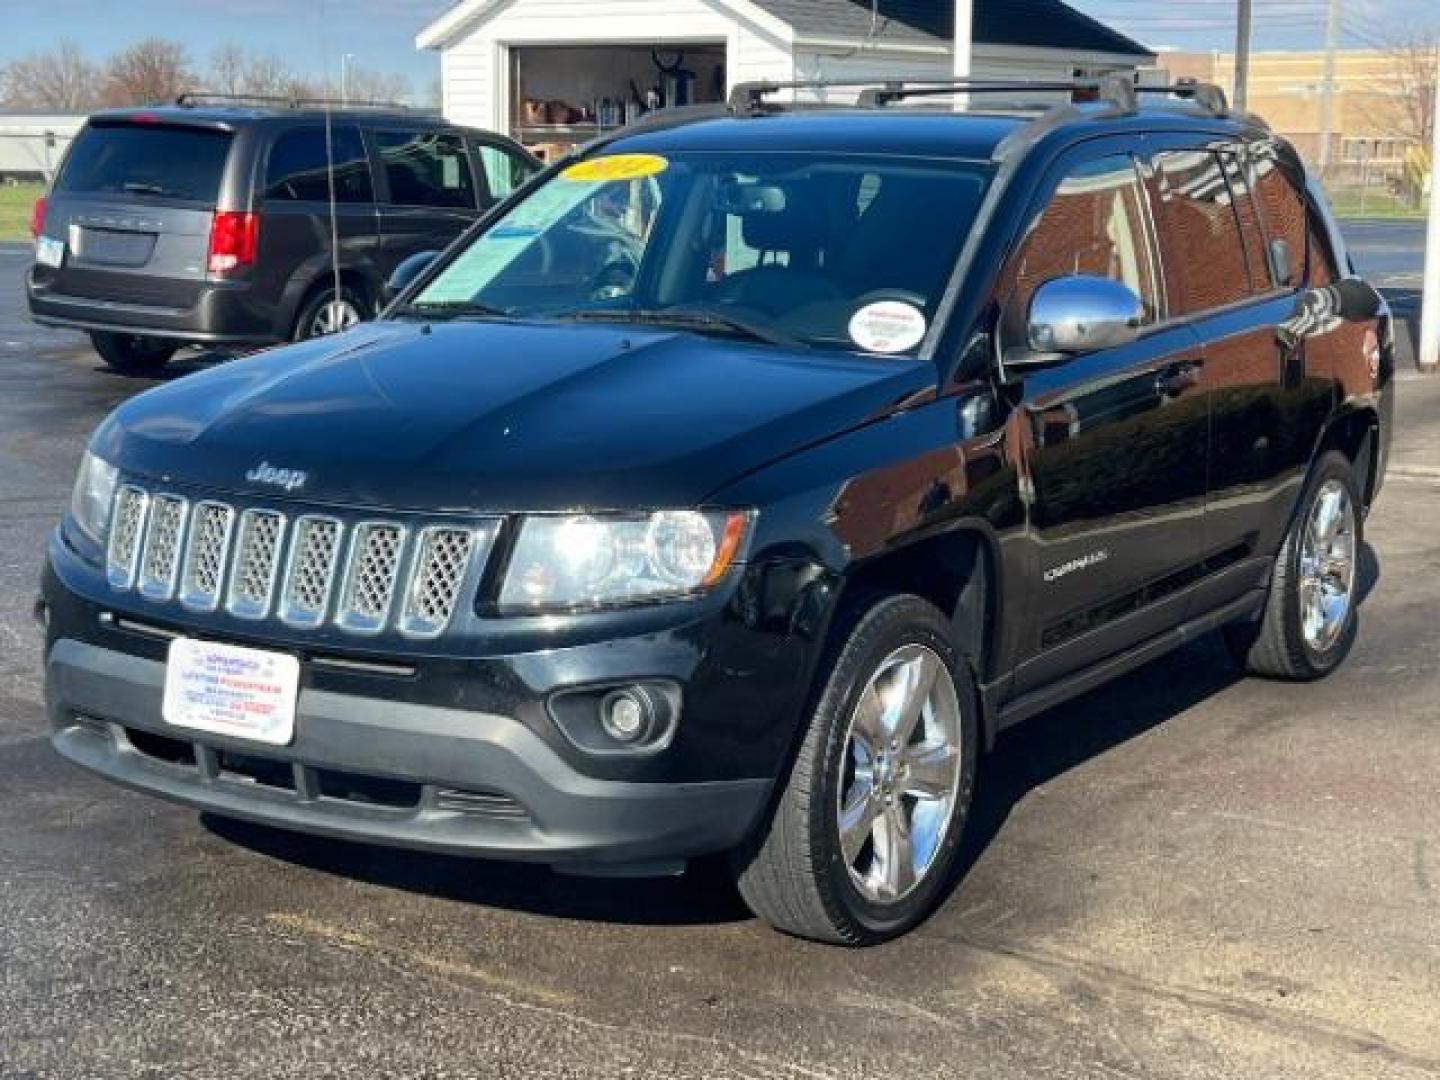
[384, 250, 441, 304]
[1005, 275, 1146, 373]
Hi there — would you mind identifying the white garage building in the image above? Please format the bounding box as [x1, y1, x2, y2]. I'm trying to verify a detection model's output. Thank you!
[418, 0, 1154, 156]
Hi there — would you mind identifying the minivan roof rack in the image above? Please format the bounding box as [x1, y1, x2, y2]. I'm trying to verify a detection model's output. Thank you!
[727, 74, 1230, 119]
[175, 91, 417, 111]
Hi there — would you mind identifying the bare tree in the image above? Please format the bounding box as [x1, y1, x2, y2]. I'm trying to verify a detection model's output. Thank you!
[338, 63, 411, 106]
[206, 45, 307, 100]
[1386, 33, 1438, 153]
[1, 42, 98, 110]
[101, 38, 192, 106]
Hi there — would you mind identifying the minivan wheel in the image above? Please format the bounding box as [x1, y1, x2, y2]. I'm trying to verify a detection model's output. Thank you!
[89, 332, 176, 375]
[1225, 451, 1362, 680]
[294, 286, 366, 341]
[734, 593, 978, 945]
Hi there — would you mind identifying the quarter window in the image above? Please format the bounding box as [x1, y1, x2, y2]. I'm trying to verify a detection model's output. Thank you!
[1148, 150, 1252, 314]
[263, 126, 372, 203]
[475, 143, 536, 205]
[1247, 145, 1308, 287]
[376, 130, 476, 209]
[1007, 153, 1162, 330]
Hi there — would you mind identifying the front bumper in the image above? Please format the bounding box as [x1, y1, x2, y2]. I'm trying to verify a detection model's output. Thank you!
[47, 637, 771, 866]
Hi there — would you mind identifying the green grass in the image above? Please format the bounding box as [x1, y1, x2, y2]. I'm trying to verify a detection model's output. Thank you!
[0, 183, 44, 242]
[1325, 188, 1429, 220]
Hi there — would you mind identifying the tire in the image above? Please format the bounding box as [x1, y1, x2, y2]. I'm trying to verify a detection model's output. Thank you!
[89, 332, 176, 375]
[1225, 451, 1363, 680]
[733, 593, 979, 945]
[292, 284, 368, 342]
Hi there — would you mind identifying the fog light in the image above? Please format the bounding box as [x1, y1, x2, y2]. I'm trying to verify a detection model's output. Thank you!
[601, 689, 650, 743]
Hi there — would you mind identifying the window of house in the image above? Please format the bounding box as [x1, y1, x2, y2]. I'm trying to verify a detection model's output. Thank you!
[263, 126, 372, 203]
[1005, 153, 1162, 332]
[1147, 150, 1252, 314]
[375, 129, 476, 209]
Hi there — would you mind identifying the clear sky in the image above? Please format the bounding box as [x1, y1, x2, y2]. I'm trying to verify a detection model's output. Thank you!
[1, 0, 1436, 93]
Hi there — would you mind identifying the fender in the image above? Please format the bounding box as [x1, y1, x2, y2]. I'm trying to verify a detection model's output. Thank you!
[274, 253, 387, 340]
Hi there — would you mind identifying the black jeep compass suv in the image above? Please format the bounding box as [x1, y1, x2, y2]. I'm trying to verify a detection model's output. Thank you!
[40, 78, 1393, 944]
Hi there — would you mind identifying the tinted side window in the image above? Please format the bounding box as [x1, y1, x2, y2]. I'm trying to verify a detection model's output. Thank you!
[1149, 150, 1252, 314]
[475, 143, 536, 205]
[1220, 151, 1275, 292]
[1247, 146, 1308, 287]
[1007, 153, 1162, 329]
[264, 126, 372, 203]
[376, 130, 475, 209]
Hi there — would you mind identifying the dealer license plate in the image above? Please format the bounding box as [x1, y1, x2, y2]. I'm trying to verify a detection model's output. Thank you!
[35, 235, 65, 269]
[162, 637, 300, 746]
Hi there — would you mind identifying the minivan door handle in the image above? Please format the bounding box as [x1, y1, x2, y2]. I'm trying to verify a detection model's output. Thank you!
[1155, 359, 1204, 398]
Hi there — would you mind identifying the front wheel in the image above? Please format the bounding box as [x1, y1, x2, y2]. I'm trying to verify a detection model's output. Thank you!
[89, 332, 176, 375]
[734, 593, 978, 945]
[1225, 451, 1363, 680]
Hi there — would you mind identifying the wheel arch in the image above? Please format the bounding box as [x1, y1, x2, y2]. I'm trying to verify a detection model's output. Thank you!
[277, 259, 386, 340]
[1314, 403, 1380, 509]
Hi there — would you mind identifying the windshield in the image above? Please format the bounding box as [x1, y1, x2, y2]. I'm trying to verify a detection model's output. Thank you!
[408, 149, 992, 355]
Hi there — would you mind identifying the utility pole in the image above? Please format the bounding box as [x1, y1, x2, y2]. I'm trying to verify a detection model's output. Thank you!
[340, 53, 354, 106]
[1418, 51, 1440, 373]
[953, 0, 973, 111]
[1233, 0, 1253, 110]
[1317, 0, 1341, 173]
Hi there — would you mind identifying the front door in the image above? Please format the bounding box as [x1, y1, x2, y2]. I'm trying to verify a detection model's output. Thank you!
[1001, 149, 1210, 695]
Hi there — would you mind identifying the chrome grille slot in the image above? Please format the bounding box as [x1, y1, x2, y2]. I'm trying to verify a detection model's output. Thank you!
[399, 526, 481, 638]
[280, 516, 343, 627]
[106, 486, 149, 589]
[138, 495, 188, 600]
[179, 501, 235, 611]
[226, 510, 286, 620]
[336, 523, 405, 634]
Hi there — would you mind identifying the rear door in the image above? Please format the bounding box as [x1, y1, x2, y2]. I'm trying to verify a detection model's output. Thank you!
[34, 119, 232, 311]
[253, 123, 381, 334]
[469, 136, 540, 209]
[1005, 146, 1210, 695]
[1143, 140, 1336, 603]
[369, 126, 482, 276]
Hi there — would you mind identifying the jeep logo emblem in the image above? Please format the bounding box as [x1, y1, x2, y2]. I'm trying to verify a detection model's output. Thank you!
[245, 462, 308, 492]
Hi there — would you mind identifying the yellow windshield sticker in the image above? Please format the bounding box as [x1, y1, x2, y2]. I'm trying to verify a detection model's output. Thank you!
[561, 153, 669, 183]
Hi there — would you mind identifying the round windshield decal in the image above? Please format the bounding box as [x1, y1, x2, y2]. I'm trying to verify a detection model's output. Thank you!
[561, 154, 669, 183]
[848, 301, 927, 354]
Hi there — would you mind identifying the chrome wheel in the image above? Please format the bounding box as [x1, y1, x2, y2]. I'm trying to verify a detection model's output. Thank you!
[309, 297, 361, 337]
[837, 644, 964, 904]
[1299, 478, 1356, 652]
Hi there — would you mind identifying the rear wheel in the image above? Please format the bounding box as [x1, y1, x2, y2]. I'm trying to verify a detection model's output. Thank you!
[293, 284, 367, 341]
[734, 593, 978, 945]
[89, 332, 176, 375]
[1225, 451, 1362, 680]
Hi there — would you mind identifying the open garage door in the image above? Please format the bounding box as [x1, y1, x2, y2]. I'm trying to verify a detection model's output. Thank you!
[509, 44, 726, 161]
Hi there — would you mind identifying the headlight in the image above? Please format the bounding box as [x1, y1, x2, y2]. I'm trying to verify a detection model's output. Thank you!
[499, 510, 753, 612]
[69, 450, 119, 546]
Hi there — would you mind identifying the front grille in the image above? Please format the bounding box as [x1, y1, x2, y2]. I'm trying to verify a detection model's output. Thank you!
[138, 495, 188, 600]
[227, 510, 285, 619]
[336, 523, 405, 634]
[179, 502, 234, 611]
[104, 484, 494, 639]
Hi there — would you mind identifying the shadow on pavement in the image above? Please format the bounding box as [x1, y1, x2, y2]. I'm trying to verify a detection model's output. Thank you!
[205, 545, 1382, 933]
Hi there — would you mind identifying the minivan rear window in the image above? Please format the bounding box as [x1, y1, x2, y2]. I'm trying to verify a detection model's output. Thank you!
[56, 122, 232, 203]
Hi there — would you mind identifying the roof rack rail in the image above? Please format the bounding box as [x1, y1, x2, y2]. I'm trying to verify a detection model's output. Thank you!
[175, 91, 416, 111]
[728, 74, 1230, 119]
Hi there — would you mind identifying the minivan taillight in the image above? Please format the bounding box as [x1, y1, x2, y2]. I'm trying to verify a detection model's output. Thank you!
[207, 211, 258, 276]
[29, 196, 47, 240]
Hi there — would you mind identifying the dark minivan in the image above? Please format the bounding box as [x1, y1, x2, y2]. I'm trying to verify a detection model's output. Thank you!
[27, 96, 538, 372]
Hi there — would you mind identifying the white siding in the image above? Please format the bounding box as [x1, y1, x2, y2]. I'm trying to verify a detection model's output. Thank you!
[437, 0, 793, 133]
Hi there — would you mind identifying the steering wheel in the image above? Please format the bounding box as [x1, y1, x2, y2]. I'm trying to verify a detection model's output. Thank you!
[587, 251, 640, 301]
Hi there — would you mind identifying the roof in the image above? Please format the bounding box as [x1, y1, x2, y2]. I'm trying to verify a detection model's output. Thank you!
[419, 0, 1153, 59]
[753, 0, 1151, 57]
[86, 105, 448, 128]
[609, 109, 1029, 159]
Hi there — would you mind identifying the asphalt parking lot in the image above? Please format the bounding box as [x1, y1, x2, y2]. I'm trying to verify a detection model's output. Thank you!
[2, 235, 1439, 1079]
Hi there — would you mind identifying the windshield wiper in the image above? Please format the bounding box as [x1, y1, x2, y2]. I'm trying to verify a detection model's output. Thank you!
[555, 305, 802, 348]
[395, 299, 510, 321]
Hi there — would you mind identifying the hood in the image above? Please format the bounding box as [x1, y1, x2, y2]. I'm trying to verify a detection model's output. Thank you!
[96, 320, 935, 511]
